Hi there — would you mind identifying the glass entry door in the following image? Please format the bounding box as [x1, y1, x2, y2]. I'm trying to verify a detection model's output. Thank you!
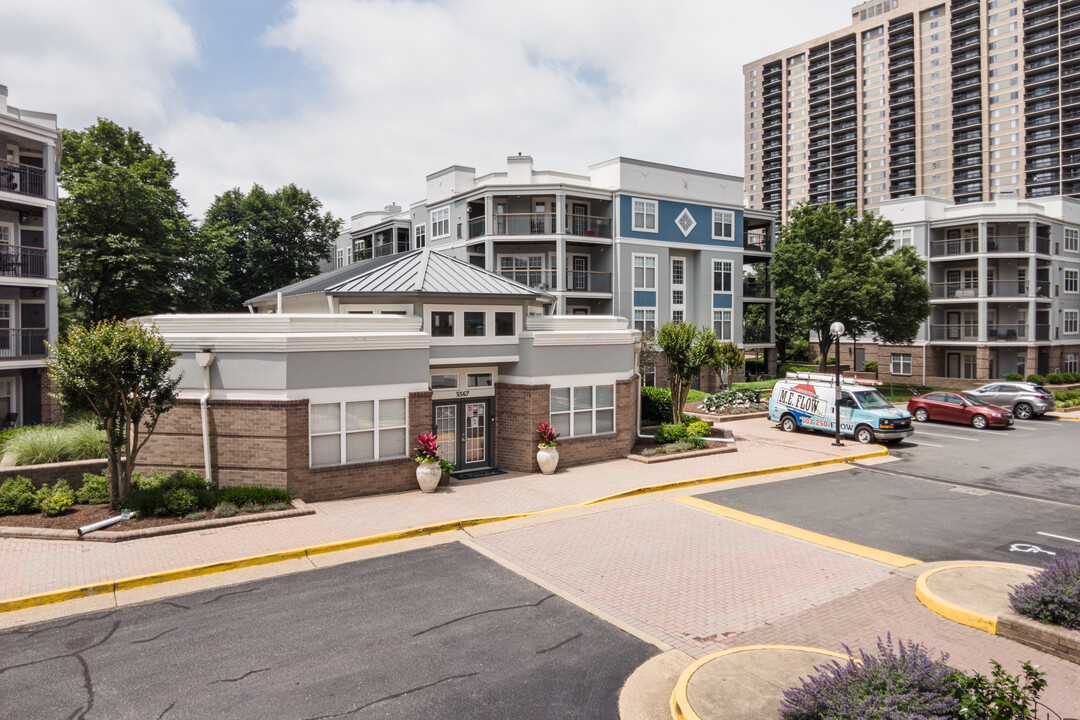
[433, 398, 492, 472]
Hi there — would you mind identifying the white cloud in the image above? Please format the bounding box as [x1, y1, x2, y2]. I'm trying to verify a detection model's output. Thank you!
[2, 0, 853, 220]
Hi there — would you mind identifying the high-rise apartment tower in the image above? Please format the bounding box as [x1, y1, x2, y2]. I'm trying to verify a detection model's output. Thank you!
[744, 0, 1080, 222]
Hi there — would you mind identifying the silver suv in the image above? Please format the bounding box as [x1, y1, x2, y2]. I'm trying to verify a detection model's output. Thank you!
[967, 382, 1056, 420]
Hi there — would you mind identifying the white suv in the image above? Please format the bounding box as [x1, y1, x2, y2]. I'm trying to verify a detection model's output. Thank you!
[967, 382, 1056, 420]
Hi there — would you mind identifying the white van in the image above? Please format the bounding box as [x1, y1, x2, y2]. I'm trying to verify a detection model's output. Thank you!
[768, 372, 914, 444]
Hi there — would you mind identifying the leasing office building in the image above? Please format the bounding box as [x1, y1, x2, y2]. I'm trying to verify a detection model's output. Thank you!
[330, 155, 779, 384]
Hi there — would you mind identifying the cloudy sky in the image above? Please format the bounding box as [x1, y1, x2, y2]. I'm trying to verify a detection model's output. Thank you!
[2, 0, 854, 221]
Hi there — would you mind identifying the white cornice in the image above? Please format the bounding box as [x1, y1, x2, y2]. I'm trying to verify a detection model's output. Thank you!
[522, 331, 637, 347]
[166, 333, 430, 353]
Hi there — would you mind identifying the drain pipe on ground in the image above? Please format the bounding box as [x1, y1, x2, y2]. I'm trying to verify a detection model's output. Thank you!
[195, 348, 216, 484]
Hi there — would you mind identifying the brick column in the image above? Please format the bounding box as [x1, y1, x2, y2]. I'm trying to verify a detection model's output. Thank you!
[976, 345, 991, 381]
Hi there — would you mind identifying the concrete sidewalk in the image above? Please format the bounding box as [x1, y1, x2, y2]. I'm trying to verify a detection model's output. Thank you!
[0, 418, 875, 607]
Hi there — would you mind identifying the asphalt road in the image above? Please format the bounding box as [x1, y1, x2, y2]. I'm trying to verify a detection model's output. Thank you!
[698, 416, 1080, 565]
[0, 543, 656, 720]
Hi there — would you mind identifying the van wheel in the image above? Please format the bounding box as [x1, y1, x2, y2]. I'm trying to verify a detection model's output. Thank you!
[855, 426, 875, 444]
[971, 414, 988, 430]
[914, 408, 929, 422]
[780, 414, 797, 433]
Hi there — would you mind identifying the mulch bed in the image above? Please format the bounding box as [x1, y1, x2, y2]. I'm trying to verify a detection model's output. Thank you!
[684, 400, 770, 416]
[0, 503, 288, 532]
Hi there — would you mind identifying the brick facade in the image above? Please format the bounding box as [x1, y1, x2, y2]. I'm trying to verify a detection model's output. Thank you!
[0, 458, 108, 489]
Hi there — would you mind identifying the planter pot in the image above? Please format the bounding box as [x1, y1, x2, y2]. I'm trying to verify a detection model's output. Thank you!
[416, 463, 442, 493]
[536, 445, 559, 475]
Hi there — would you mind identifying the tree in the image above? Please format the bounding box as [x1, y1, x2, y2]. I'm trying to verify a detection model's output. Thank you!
[713, 342, 745, 390]
[46, 321, 180, 504]
[199, 184, 342, 310]
[770, 203, 931, 370]
[654, 321, 719, 424]
[58, 119, 202, 322]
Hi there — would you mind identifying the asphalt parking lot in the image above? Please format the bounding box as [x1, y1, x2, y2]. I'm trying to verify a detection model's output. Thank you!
[0, 543, 656, 720]
[699, 415, 1080, 565]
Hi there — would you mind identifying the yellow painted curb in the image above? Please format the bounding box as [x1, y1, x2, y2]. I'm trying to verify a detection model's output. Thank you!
[914, 563, 1033, 634]
[670, 644, 850, 720]
[674, 496, 920, 567]
[0, 447, 887, 615]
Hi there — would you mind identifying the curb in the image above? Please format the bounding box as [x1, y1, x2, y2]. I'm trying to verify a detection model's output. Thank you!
[913, 563, 1033, 634]
[0, 446, 887, 615]
[669, 644, 849, 720]
[674, 495, 920, 568]
[0, 501, 315, 543]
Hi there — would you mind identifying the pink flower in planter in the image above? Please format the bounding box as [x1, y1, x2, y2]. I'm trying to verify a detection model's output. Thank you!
[415, 433, 440, 463]
[537, 422, 560, 447]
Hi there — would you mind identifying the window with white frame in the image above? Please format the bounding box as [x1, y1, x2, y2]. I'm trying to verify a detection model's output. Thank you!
[414, 224, 426, 248]
[1066, 227, 1079, 253]
[713, 310, 732, 341]
[431, 209, 450, 238]
[893, 228, 913, 248]
[634, 308, 656, 334]
[1065, 353, 1078, 373]
[499, 255, 544, 287]
[0, 378, 11, 417]
[549, 385, 615, 438]
[310, 398, 407, 467]
[336, 248, 344, 268]
[1065, 309, 1079, 334]
[713, 260, 732, 293]
[671, 257, 685, 322]
[891, 353, 912, 375]
[1065, 268, 1079, 294]
[632, 198, 658, 232]
[0, 222, 13, 246]
[633, 254, 656, 290]
[712, 210, 734, 240]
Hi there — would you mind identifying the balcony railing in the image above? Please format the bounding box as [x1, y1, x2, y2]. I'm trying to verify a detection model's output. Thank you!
[498, 269, 558, 290]
[0, 246, 47, 278]
[988, 236, 1051, 253]
[930, 324, 978, 340]
[564, 270, 612, 294]
[929, 324, 1052, 341]
[566, 214, 612, 238]
[473, 213, 612, 239]
[742, 326, 773, 344]
[931, 280, 1052, 298]
[744, 236, 773, 253]
[0, 329, 48, 359]
[742, 279, 772, 298]
[0, 160, 47, 198]
[494, 213, 557, 236]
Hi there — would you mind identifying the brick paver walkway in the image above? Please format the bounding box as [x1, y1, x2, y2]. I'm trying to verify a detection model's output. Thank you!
[474, 498, 1080, 713]
[0, 419, 866, 601]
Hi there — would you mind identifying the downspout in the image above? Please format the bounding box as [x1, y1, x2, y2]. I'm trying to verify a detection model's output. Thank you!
[922, 342, 926, 386]
[195, 349, 216, 483]
[276, 292, 283, 314]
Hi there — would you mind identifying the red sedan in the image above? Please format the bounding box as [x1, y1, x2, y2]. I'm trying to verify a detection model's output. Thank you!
[907, 391, 1014, 429]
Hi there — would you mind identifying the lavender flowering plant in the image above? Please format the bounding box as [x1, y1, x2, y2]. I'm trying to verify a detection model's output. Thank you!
[1009, 551, 1080, 630]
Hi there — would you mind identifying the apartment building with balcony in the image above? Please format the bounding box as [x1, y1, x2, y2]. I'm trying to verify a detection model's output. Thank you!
[744, 0, 1080, 224]
[838, 191, 1080, 383]
[330, 155, 778, 385]
[0, 86, 60, 427]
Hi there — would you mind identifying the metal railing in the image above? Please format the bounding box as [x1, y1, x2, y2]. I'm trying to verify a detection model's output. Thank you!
[0, 160, 46, 198]
[0, 246, 47, 278]
[472, 213, 612, 239]
[0, 329, 48, 358]
[493, 212, 557, 236]
[566, 214, 612, 238]
[742, 326, 773, 344]
[497, 269, 558, 290]
[929, 324, 1052, 341]
[564, 270, 612, 293]
[930, 324, 978, 340]
[743, 279, 772, 298]
[987, 324, 1029, 341]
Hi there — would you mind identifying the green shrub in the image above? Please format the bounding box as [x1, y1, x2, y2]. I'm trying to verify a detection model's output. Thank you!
[1004, 373, 1023, 381]
[266, 501, 288, 512]
[163, 488, 198, 517]
[184, 510, 207, 521]
[640, 447, 661, 457]
[685, 419, 711, 438]
[37, 480, 75, 517]
[0, 476, 39, 515]
[3, 418, 108, 466]
[863, 360, 878, 372]
[215, 486, 291, 506]
[213, 501, 238, 518]
[948, 660, 1047, 720]
[76, 472, 110, 505]
[686, 436, 708, 450]
[1046, 373, 1066, 385]
[1066, 372, 1080, 383]
[641, 386, 673, 425]
[123, 470, 215, 517]
[1025, 373, 1045, 385]
[239, 502, 262, 514]
[786, 339, 810, 362]
[703, 388, 763, 413]
[64, 419, 109, 461]
[654, 423, 688, 444]
[662, 440, 694, 452]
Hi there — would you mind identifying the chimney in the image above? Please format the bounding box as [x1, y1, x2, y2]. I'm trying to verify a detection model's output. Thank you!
[507, 154, 533, 184]
[994, 186, 1019, 201]
[384, 203, 402, 214]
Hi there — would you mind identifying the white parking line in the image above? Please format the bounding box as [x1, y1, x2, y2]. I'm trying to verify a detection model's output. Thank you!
[903, 440, 943, 447]
[1012, 426, 1039, 431]
[912, 431, 980, 441]
[1038, 531, 1080, 545]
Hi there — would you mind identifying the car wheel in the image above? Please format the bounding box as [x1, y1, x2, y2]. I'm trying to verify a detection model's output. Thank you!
[971, 414, 989, 430]
[1014, 402, 1033, 420]
[855, 426, 875, 444]
[780, 414, 797, 433]
[914, 407, 929, 422]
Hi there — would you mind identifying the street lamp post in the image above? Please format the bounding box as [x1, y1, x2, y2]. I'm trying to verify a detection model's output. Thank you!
[830, 321, 845, 446]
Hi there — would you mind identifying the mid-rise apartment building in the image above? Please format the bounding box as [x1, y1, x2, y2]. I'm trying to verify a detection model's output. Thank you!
[328, 155, 778, 383]
[744, 0, 1080, 223]
[0, 86, 60, 426]
[826, 191, 1080, 383]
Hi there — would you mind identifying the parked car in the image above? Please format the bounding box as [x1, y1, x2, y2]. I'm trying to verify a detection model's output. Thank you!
[966, 382, 1055, 420]
[907, 391, 1014, 429]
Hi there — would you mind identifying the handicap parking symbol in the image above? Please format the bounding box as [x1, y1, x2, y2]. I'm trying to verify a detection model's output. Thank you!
[995, 541, 1069, 557]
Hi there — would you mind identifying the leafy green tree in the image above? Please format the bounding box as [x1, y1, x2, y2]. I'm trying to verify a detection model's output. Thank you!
[58, 119, 202, 322]
[713, 341, 745, 390]
[770, 203, 931, 370]
[654, 321, 719, 424]
[200, 184, 342, 310]
[47, 321, 180, 504]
